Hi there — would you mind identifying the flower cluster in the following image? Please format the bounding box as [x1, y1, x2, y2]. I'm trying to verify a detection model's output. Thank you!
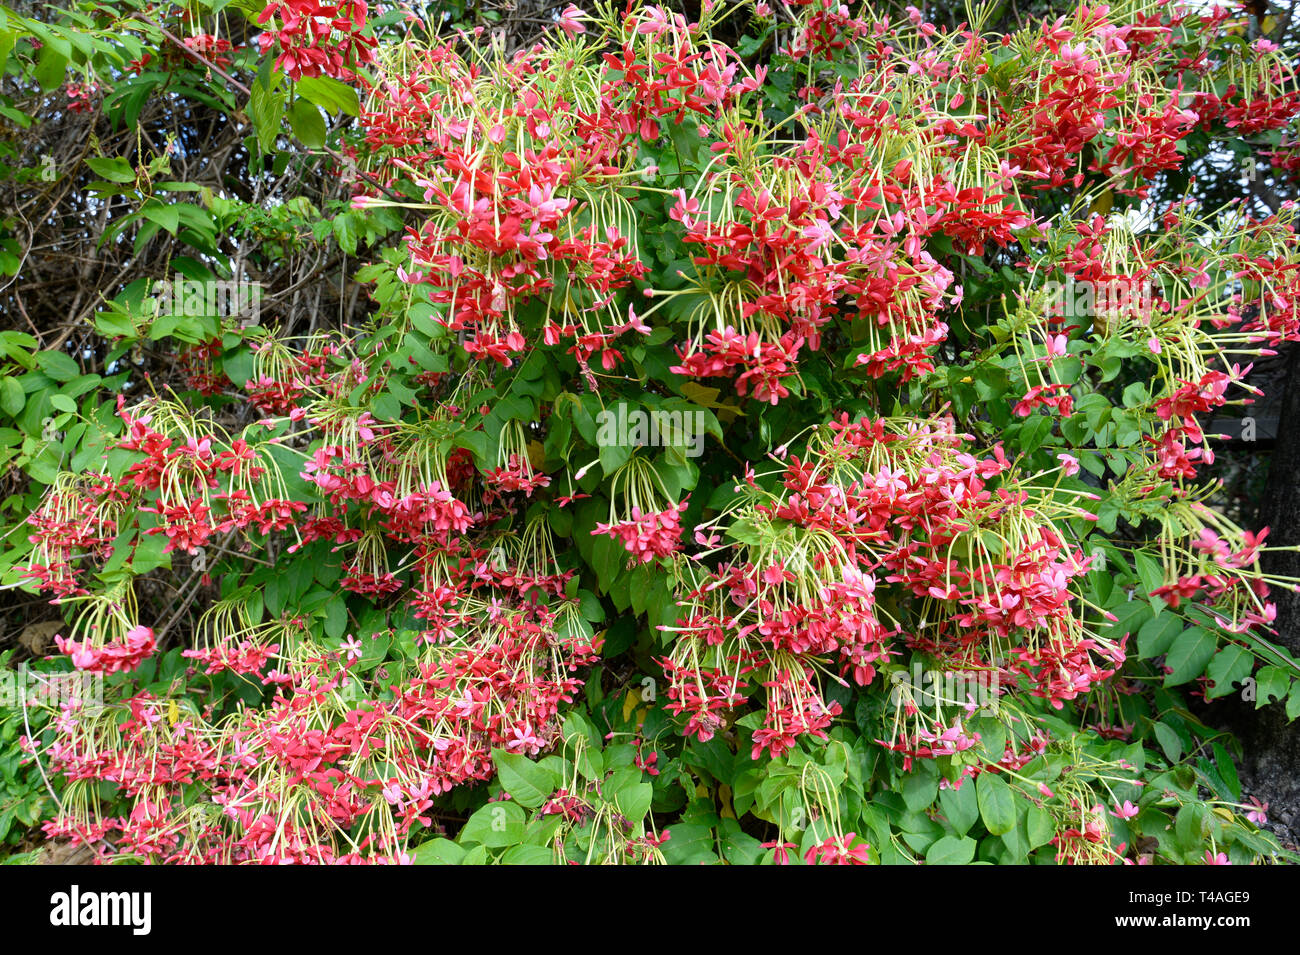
[256, 0, 376, 80]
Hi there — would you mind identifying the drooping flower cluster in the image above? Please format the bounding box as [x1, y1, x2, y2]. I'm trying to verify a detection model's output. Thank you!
[664, 414, 1118, 762]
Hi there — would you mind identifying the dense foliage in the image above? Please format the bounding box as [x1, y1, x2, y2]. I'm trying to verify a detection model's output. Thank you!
[1, 0, 1299, 864]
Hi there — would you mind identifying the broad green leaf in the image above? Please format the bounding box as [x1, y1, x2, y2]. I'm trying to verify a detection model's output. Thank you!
[140, 202, 180, 235]
[1133, 551, 1166, 603]
[34, 46, 66, 91]
[492, 750, 557, 809]
[36, 350, 79, 381]
[1163, 627, 1217, 686]
[1154, 722, 1182, 763]
[500, 845, 554, 864]
[0, 377, 23, 416]
[248, 78, 286, 153]
[614, 781, 653, 826]
[85, 156, 135, 183]
[287, 97, 326, 148]
[459, 801, 525, 848]
[926, 834, 977, 865]
[938, 781, 979, 835]
[323, 594, 348, 639]
[1205, 644, 1253, 699]
[901, 767, 939, 813]
[412, 838, 465, 865]
[333, 214, 359, 255]
[977, 773, 1015, 835]
[1137, 612, 1183, 659]
[296, 76, 360, 116]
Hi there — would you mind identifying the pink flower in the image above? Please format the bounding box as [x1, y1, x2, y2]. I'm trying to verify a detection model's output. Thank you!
[693, 527, 721, 548]
[339, 635, 363, 662]
[1111, 800, 1139, 820]
[506, 723, 543, 755]
[1245, 797, 1268, 826]
[1204, 850, 1231, 865]
[1057, 452, 1080, 476]
[558, 4, 587, 34]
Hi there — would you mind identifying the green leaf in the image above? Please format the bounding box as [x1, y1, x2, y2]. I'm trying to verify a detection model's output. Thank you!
[140, 202, 180, 235]
[1163, 627, 1217, 687]
[1287, 685, 1300, 721]
[976, 773, 1015, 835]
[1205, 644, 1253, 700]
[925, 834, 977, 865]
[1137, 612, 1183, 659]
[1212, 743, 1241, 801]
[223, 348, 255, 388]
[1024, 803, 1054, 849]
[332, 214, 359, 255]
[248, 78, 286, 153]
[85, 156, 135, 183]
[599, 434, 632, 476]
[129, 529, 170, 575]
[459, 801, 525, 848]
[901, 767, 938, 813]
[1174, 803, 1209, 849]
[36, 350, 79, 381]
[323, 594, 347, 639]
[296, 76, 360, 117]
[614, 781, 654, 826]
[34, 46, 67, 91]
[412, 838, 466, 865]
[1255, 665, 1289, 705]
[1154, 722, 1182, 763]
[287, 97, 326, 148]
[0, 377, 23, 417]
[1019, 413, 1052, 453]
[500, 844, 554, 864]
[661, 822, 718, 865]
[1133, 551, 1165, 601]
[492, 750, 557, 810]
[719, 819, 765, 865]
[938, 781, 979, 835]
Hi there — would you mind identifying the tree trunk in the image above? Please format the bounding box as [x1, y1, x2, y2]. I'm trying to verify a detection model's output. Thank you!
[1233, 343, 1300, 845]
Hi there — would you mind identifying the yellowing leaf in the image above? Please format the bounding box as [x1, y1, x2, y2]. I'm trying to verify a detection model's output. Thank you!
[719, 784, 736, 819]
[681, 381, 743, 421]
[621, 689, 640, 722]
[681, 382, 723, 407]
